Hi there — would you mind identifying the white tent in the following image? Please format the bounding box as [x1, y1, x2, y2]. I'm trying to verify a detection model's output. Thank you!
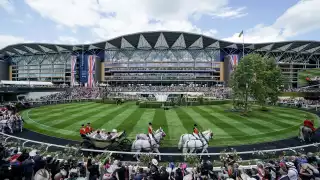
[0, 80, 53, 86]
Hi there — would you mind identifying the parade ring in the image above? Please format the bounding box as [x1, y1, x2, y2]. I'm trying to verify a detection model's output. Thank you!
[20, 101, 319, 147]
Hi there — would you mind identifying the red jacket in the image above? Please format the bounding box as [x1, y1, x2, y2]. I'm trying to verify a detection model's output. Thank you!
[85, 126, 93, 133]
[80, 127, 86, 135]
[304, 119, 316, 132]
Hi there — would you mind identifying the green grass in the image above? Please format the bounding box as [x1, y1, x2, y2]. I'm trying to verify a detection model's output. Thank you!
[21, 102, 319, 147]
[298, 68, 320, 87]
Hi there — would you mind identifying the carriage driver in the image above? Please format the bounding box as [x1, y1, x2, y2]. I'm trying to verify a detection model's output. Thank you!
[85, 123, 93, 134]
[80, 124, 86, 138]
[193, 124, 200, 139]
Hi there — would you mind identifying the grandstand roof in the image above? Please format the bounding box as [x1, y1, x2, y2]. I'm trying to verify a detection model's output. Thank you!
[1, 31, 320, 57]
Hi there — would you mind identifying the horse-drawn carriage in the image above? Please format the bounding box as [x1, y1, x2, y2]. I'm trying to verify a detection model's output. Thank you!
[81, 131, 131, 151]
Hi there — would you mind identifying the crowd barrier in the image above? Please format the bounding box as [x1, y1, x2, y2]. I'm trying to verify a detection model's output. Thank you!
[0, 131, 319, 156]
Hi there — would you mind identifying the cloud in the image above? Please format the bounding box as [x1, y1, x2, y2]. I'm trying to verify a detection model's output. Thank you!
[0, 0, 14, 13]
[26, 13, 33, 19]
[0, 35, 26, 49]
[211, 7, 247, 19]
[55, 36, 79, 45]
[25, 0, 246, 40]
[224, 0, 320, 43]
[24, 0, 101, 27]
[12, 19, 24, 24]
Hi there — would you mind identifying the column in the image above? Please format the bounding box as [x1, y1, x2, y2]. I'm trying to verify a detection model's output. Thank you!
[9, 65, 12, 80]
[220, 62, 224, 81]
[101, 62, 104, 82]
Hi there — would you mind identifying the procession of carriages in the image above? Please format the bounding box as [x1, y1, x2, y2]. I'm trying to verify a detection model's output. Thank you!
[80, 130, 132, 156]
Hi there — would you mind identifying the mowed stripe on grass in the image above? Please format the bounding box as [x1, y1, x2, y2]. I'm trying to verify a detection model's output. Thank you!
[22, 102, 314, 146]
[128, 109, 156, 138]
[36, 103, 103, 126]
[30, 103, 92, 117]
[192, 106, 247, 139]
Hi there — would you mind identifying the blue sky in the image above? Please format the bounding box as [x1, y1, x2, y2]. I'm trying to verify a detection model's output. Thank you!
[0, 0, 319, 48]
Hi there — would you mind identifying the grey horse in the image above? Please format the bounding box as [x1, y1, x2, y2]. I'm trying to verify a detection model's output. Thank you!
[299, 126, 313, 142]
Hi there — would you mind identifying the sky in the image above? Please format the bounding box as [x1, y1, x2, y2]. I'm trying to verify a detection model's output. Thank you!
[0, 0, 320, 49]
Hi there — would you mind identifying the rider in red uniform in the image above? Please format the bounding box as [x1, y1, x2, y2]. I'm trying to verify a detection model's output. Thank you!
[304, 119, 316, 132]
[299, 117, 316, 141]
[148, 122, 155, 144]
[193, 124, 200, 139]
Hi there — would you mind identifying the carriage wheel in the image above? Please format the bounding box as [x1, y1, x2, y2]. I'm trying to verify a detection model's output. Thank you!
[80, 141, 93, 157]
[81, 141, 93, 149]
[108, 141, 124, 159]
[119, 139, 132, 151]
[109, 141, 120, 151]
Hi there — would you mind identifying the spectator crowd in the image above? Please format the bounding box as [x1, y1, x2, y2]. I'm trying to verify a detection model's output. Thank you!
[0, 104, 23, 134]
[1, 138, 320, 180]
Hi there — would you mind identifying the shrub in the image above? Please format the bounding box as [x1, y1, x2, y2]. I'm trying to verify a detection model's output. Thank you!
[202, 100, 232, 105]
[95, 99, 118, 104]
[280, 92, 304, 97]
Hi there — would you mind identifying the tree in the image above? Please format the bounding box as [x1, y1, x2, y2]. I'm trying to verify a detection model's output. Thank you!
[230, 54, 283, 113]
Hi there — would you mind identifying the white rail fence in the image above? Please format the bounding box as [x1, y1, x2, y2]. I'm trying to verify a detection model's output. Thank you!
[0, 132, 319, 156]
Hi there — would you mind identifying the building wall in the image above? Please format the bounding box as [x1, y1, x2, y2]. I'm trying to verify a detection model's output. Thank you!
[0, 60, 9, 80]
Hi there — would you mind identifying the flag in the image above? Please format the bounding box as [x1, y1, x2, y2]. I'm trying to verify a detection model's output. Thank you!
[70, 55, 77, 87]
[238, 30, 244, 38]
[88, 55, 96, 88]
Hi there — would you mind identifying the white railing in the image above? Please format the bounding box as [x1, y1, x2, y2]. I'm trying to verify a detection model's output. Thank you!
[0, 132, 319, 156]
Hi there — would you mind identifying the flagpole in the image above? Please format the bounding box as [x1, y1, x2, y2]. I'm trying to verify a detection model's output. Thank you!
[242, 31, 245, 58]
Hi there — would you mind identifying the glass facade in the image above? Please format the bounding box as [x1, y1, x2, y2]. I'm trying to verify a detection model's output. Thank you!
[104, 49, 221, 84]
[2, 31, 319, 87]
[11, 53, 72, 83]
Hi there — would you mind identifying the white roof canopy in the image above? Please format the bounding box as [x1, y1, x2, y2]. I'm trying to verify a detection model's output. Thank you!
[0, 80, 53, 86]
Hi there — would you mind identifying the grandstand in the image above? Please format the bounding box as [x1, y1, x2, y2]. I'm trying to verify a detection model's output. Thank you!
[0, 31, 320, 88]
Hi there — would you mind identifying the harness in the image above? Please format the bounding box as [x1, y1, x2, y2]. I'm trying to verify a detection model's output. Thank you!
[186, 133, 210, 149]
[148, 133, 159, 147]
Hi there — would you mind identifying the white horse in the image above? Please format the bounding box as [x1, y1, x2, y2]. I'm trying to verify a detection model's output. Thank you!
[135, 128, 162, 140]
[182, 130, 213, 160]
[178, 130, 213, 150]
[131, 128, 166, 161]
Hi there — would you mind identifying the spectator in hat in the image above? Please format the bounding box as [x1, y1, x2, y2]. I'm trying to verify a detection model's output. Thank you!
[286, 162, 298, 180]
[149, 159, 160, 179]
[87, 158, 100, 180]
[22, 155, 35, 180]
[34, 169, 51, 180]
[115, 161, 126, 180]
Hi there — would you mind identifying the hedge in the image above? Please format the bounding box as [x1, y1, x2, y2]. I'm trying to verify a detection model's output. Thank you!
[95, 99, 119, 104]
[137, 100, 232, 108]
[201, 100, 232, 105]
[139, 101, 163, 108]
